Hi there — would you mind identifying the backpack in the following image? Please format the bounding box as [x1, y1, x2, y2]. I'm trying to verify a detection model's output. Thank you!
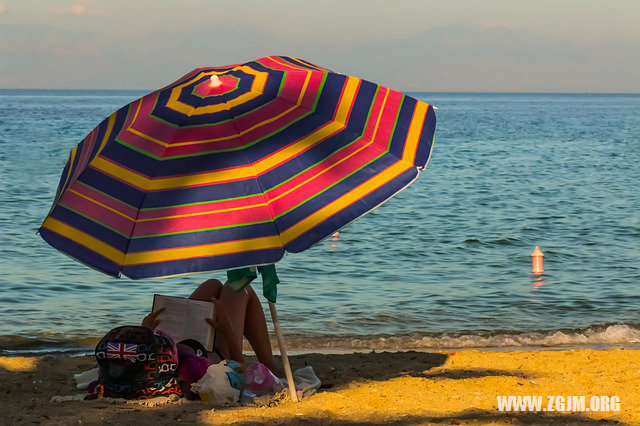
[88, 325, 182, 400]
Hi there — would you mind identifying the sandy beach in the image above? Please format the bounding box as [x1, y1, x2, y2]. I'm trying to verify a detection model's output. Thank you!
[1, 348, 638, 425]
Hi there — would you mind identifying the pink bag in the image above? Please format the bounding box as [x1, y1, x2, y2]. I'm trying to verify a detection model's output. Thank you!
[243, 362, 282, 396]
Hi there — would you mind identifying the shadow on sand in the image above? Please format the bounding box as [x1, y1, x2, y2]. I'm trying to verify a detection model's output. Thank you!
[0, 351, 623, 425]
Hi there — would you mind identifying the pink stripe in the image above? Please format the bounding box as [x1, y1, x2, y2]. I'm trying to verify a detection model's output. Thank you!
[137, 193, 266, 220]
[60, 188, 135, 235]
[129, 94, 244, 142]
[132, 204, 273, 237]
[73, 182, 139, 218]
[70, 129, 96, 185]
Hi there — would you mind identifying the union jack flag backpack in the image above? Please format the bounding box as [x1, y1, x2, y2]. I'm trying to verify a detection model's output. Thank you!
[89, 325, 182, 400]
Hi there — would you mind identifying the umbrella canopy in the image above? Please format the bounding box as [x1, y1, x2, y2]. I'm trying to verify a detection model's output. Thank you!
[39, 56, 436, 279]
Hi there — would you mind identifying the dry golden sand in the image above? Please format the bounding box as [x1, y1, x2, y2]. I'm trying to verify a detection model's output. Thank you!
[1, 349, 638, 425]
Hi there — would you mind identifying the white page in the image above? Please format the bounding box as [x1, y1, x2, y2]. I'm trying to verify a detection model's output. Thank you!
[152, 295, 215, 351]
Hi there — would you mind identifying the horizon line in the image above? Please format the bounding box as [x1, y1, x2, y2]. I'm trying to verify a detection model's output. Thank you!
[1, 88, 639, 95]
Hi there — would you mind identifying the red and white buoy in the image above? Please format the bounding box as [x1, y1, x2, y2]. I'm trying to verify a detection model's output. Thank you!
[531, 246, 544, 274]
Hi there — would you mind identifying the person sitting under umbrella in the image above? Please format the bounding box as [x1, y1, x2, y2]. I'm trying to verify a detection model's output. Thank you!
[143, 278, 281, 375]
[86, 278, 284, 400]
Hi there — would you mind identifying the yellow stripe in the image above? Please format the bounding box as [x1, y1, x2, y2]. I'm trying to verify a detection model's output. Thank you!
[166, 67, 266, 116]
[401, 102, 428, 163]
[127, 69, 313, 148]
[41, 217, 125, 264]
[97, 113, 117, 155]
[42, 217, 282, 265]
[280, 162, 410, 244]
[63, 146, 77, 189]
[68, 189, 137, 222]
[123, 235, 282, 265]
[93, 77, 360, 191]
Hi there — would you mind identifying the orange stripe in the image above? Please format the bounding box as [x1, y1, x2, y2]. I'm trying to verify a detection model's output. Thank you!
[41, 217, 125, 264]
[401, 102, 428, 163]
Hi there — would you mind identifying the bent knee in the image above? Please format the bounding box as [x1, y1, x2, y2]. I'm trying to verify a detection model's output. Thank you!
[189, 278, 223, 300]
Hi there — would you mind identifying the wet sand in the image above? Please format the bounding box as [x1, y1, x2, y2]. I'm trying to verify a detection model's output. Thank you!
[1, 349, 638, 425]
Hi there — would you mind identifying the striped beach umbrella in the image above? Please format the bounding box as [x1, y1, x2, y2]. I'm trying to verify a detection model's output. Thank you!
[39, 56, 436, 281]
[40, 56, 437, 401]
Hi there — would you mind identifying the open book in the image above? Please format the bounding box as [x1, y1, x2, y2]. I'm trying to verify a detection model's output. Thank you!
[151, 294, 216, 352]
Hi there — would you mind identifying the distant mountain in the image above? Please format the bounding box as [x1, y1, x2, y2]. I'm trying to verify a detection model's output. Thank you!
[312, 24, 639, 92]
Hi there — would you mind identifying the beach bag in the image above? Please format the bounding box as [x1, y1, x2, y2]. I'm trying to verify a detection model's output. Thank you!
[88, 326, 182, 400]
[190, 360, 244, 405]
[243, 362, 282, 397]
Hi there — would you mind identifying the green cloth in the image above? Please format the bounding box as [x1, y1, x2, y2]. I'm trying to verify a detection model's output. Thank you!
[226, 264, 279, 303]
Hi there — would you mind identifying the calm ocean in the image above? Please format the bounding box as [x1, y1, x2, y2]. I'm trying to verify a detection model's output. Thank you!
[1, 90, 639, 355]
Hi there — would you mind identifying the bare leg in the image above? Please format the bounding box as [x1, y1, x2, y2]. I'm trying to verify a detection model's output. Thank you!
[188, 279, 279, 373]
[189, 278, 223, 301]
[242, 286, 281, 374]
[212, 284, 250, 360]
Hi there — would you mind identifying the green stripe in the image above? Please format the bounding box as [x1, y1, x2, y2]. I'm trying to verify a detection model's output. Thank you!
[190, 76, 240, 99]
[130, 219, 272, 239]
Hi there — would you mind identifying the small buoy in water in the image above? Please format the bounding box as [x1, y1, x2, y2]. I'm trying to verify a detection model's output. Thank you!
[330, 231, 339, 241]
[531, 246, 544, 274]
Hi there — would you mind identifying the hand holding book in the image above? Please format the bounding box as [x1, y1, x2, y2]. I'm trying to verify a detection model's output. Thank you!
[141, 307, 165, 329]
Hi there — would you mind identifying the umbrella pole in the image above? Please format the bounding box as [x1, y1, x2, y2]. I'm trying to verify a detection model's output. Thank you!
[268, 301, 299, 402]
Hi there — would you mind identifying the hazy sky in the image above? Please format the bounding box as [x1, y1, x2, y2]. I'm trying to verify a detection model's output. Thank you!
[1, 0, 639, 92]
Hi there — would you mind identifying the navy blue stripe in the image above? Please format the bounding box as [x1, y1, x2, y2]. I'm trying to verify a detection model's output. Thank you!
[39, 228, 121, 278]
[176, 72, 254, 109]
[142, 178, 263, 208]
[50, 205, 131, 252]
[151, 67, 284, 127]
[280, 57, 321, 71]
[55, 153, 73, 198]
[285, 166, 418, 253]
[414, 105, 437, 168]
[387, 96, 415, 159]
[122, 248, 284, 279]
[78, 168, 145, 208]
[87, 104, 130, 161]
[127, 221, 280, 252]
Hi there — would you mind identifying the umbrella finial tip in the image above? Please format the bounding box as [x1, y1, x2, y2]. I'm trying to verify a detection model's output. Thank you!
[209, 75, 221, 88]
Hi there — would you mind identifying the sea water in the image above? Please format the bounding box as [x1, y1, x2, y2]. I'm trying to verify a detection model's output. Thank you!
[1, 90, 639, 354]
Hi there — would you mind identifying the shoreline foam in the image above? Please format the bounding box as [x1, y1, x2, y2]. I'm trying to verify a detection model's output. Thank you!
[3, 324, 640, 356]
